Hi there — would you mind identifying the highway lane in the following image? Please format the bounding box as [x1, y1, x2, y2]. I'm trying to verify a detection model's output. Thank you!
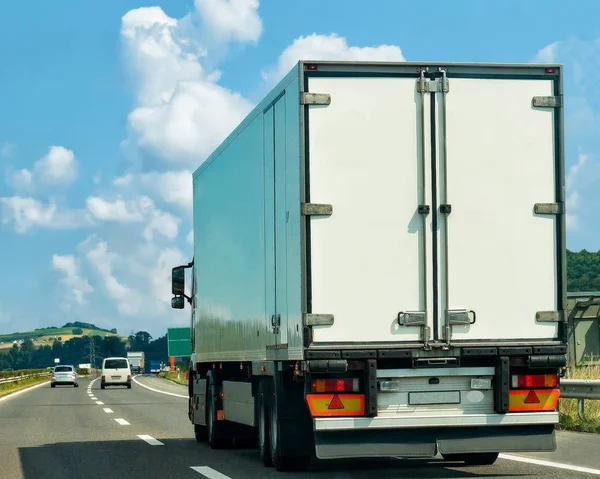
[1, 374, 600, 478]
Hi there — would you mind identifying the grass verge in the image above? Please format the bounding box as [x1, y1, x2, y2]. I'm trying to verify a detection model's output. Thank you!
[0, 375, 49, 399]
[558, 364, 600, 433]
[158, 371, 188, 386]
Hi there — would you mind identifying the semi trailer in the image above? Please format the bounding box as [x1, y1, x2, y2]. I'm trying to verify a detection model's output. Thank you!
[171, 60, 568, 471]
[127, 351, 145, 374]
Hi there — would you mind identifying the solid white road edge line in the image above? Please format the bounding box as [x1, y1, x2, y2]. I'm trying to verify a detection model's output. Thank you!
[0, 381, 50, 403]
[500, 454, 600, 476]
[103, 408, 113, 413]
[138, 435, 164, 446]
[131, 376, 187, 399]
[190, 466, 231, 479]
[115, 418, 130, 426]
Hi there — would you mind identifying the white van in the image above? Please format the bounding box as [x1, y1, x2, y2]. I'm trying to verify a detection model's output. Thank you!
[101, 357, 132, 389]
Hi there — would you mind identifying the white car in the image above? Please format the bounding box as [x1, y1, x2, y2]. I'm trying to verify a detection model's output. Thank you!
[51, 365, 78, 388]
[101, 357, 132, 389]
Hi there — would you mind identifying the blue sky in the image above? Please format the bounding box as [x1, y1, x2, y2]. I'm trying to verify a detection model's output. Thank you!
[1, 0, 599, 337]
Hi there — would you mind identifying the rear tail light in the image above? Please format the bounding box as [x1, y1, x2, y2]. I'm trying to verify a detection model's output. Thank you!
[511, 374, 557, 389]
[127, 375, 131, 380]
[102, 375, 105, 380]
[51, 373, 55, 378]
[311, 378, 360, 393]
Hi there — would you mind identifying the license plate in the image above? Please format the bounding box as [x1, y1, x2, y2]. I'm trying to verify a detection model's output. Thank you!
[111, 376, 121, 379]
[408, 391, 461, 405]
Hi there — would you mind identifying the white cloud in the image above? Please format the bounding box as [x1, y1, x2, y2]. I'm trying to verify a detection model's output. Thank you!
[85, 196, 149, 222]
[8, 145, 78, 192]
[533, 42, 559, 63]
[194, 0, 262, 44]
[0, 196, 89, 233]
[85, 194, 182, 241]
[35, 146, 77, 186]
[150, 247, 187, 305]
[187, 230, 194, 245]
[120, 5, 254, 166]
[141, 170, 193, 209]
[261, 33, 405, 85]
[1, 141, 17, 159]
[52, 254, 93, 311]
[113, 174, 134, 187]
[143, 208, 181, 241]
[565, 152, 589, 232]
[84, 238, 142, 317]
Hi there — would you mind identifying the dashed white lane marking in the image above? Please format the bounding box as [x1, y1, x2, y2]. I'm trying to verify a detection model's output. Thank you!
[91, 397, 98, 400]
[190, 466, 231, 478]
[103, 408, 113, 414]
[131, 376, 187, 399]
[115, 418, 130, 426]
[500, 454, 600, 476]
[95, 401, 104, 405]
[138, 435, 164, 446]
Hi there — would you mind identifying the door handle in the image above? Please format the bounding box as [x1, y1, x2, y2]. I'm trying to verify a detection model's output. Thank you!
[271, 314, 281, 334]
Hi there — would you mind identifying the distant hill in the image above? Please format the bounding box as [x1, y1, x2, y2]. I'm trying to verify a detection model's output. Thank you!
[0, 322, 121, 349]
[567, 249, 600, 292]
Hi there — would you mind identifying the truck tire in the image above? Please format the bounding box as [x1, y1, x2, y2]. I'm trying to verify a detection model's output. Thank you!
[442, 452, 499, 466]
[194, 423, 208, 442]
[207, 383, 229, 449]
[268, 384, 309, 471]
[257, 380, 272, 467]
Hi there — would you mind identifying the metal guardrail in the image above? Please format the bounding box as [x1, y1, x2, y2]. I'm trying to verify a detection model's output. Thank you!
[560, 379, 600, 419]
[0, 372, 48, 385]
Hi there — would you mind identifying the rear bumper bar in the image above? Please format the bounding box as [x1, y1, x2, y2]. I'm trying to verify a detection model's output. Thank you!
[314, 424, 557, 460]
[313, 412, 558, 431]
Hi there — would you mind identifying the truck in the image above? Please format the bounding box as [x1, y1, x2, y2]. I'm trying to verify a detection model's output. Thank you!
[149, 360, 161, 374]
[171, 61, 567, 471]
[126, 351, 145, 374]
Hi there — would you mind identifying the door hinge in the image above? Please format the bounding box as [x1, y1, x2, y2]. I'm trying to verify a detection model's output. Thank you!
[302, 203, 333, 216]
[535, 310, 566, 323]
[301, 92, 331, 106]
[418, 205, 430, 215]
[440, 204, 452, 214]
[532, 95, 562, 108]
[534, 202, 565, 215]
[417, 77, 449, 93]
[304, 314, 334, 327]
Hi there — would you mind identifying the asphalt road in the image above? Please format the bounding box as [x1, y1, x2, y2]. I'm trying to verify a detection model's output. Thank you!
[0, 375, 599, 479]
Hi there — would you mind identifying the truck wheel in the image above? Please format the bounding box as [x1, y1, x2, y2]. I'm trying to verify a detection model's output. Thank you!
[269, 387, 309, 471]
[442, 452, 499, 466]
[194, 423, 208, 442]
[207, 383, 229, 449]
[257, 380, 272, 467]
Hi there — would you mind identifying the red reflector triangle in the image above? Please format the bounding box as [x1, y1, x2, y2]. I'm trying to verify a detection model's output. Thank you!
[328, 395, 344, 410]
[524, 390, 540, 404]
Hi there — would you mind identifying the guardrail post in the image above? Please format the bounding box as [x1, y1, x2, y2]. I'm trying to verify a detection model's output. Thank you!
[578, 398, 585, 420]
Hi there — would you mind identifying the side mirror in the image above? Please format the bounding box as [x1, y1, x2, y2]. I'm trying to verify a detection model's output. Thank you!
[172, 266, 185, 296]
[171, 296, 185, 309]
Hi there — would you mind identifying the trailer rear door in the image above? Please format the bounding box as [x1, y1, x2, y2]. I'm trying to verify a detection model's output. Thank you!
[304, 65, 564, 347]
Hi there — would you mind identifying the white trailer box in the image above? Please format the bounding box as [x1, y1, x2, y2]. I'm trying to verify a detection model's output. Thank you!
[172, 61, 567, 471]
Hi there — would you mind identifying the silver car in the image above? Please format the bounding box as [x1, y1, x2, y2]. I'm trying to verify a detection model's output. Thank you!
[51, 365, 79, 388]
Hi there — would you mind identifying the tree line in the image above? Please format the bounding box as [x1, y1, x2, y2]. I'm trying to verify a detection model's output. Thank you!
[567, 249, 600, 292]
[0, 331, 168, 371]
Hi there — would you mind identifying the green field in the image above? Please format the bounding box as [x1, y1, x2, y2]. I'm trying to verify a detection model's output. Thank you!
[0, 327, 118, 348]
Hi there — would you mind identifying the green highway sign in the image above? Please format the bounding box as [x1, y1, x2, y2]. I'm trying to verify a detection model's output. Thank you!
[167, 327, 191, 357]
